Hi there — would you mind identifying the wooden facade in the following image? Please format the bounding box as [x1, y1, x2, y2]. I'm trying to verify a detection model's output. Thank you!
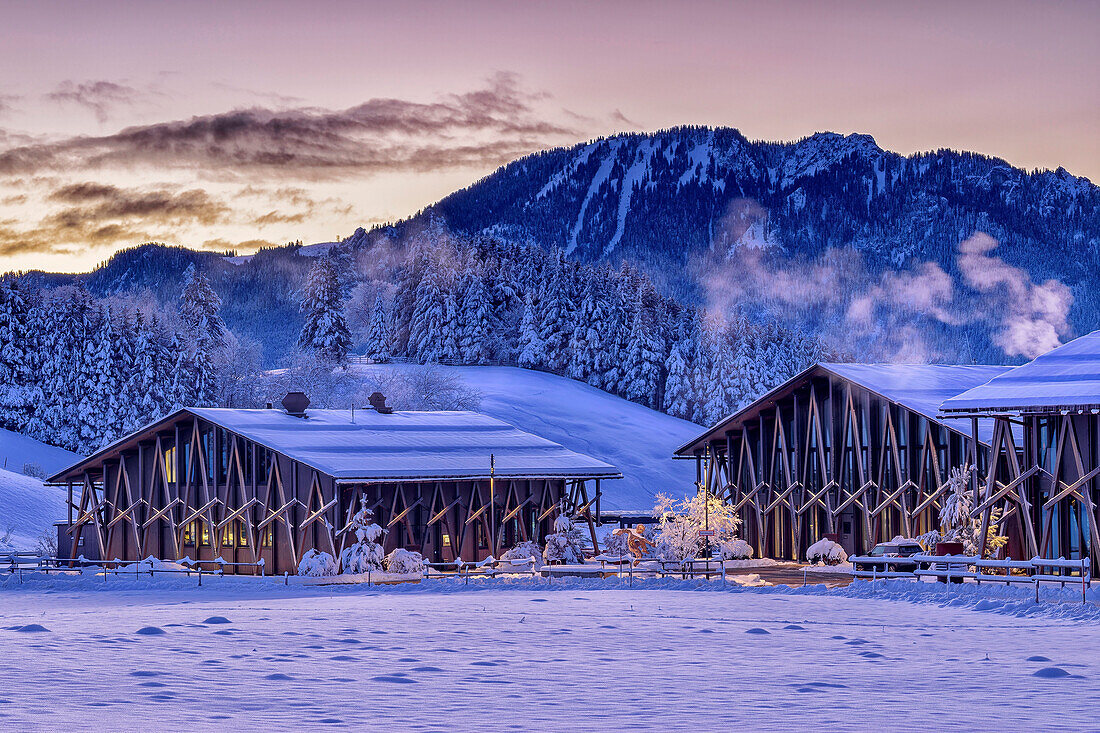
[958, 412, 1100, 574]
[49, 408, 613, 574]
[676, 364, 1006, 560]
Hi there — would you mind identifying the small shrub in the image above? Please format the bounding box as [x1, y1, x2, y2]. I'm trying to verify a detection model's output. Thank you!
[22, 463, 46, 480]
[720, 538, 753, 560]
[384, 548, 425, 575]
[297, 549, 338, 577]
[806, 538, 847, 565]
[502, 540, 544, 568]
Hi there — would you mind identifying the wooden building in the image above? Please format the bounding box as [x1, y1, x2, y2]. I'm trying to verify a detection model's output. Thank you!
[942, 331, 1100, 573]
[47, 393, 620, 574]
[675, 363, 1012, 560]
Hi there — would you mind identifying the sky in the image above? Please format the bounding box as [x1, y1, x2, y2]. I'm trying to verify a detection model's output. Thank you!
[0, 0, 1096, 273]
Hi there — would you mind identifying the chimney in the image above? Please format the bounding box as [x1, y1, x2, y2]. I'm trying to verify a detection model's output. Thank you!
[282, 391, 310, 418]
[367, 392, 393, 414]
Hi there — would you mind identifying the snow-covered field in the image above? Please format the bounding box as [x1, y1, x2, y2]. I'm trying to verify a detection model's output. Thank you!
[354, 364, 704, 513]
[1, 576, 1097, 730]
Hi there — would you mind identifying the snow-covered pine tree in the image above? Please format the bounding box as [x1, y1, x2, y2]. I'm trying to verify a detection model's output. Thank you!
[621, 294, 665, 408]
[179, 264, 227, 351]
[363, 295, 391, 362]
[440, 289, 462, 362]
[537, 251, 571, 373]
[458, 271, 493, 365]
[662, 328, 694, 420]
[410, 254, 447, 362]
[567, 280, 611, 384]
[298, 251, 352, 365]
[339, 496, 386, 573]
[0, 278, 36, 432]
[517, 288, 544, 369]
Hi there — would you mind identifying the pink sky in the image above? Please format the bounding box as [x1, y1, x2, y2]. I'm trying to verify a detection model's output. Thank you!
[0, 0, 1096, 272]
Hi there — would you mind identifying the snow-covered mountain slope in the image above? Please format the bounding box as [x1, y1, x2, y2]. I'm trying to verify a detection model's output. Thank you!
[0, 427, 82, 476]
[0, 467, 66, 550]
[353, 364, 704, 513]
[413, 126, 1099, 298]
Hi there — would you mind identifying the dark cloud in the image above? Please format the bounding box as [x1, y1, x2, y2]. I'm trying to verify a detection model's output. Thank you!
[44, 183, 230, 230]
[45, 80, 144, 123]
[0, 73, 575, 179]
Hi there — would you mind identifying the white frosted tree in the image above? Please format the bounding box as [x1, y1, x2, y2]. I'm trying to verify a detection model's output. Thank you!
[459, 273, 493, 365]
[298, 253, 352, 365]
[0, 279, 36, 432]
[517, 289, 544, 369]
[363, 295, 390, 362]
[542, 511, 586, 564]
[621, 300, 665, 408]
[339, 497, 386, 573]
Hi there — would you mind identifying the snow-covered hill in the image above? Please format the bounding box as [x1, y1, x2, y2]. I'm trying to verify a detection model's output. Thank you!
[0, 468, 67, 551]
[0, 429, 80, 550]
[0, 427, 82, 476]
[353, 364, 704, 513]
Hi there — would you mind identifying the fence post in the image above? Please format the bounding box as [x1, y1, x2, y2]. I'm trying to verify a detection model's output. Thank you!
[1034, 574, 1039, 604]
[198, 566, 202, 587]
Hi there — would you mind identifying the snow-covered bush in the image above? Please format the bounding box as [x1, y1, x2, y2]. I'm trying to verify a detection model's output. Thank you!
[339, 497, 385, 573]
[22, 462, 45, 480]
[720, 538, 753, 560]
[384, 548, 425, 575]
[502, 540, 544, 568]
[601, 529, 631, 557]
[543, 514, 586, 564]
[806, 538, 847, 565]
[921, 464, 1009, 558]
[297, 549, 338, 577]
[653, 491, 742, 564]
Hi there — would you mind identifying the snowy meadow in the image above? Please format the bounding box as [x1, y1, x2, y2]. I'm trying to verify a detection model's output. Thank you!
[1, 575, 1097, 731]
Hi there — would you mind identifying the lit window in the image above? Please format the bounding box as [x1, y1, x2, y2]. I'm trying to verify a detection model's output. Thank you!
[442, 534, 451, 547]
[261, 526, 272, 548]
[164, 447, 176, 483]
[222, 523, 236, 547]
[237, 521, 249, 547]
[183, 522, 196, 547]
[200, 524, 211, 547]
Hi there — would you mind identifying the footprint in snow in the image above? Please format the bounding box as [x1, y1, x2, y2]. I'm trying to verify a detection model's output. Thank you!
[135, 627, 166, 636]
[845, 639, 868, 645]
[471, 661, 500, 666]
[371, 675, 418, 684]
[14, 624, 50, 633]
[202, 616, 231, 625]
[745, 628, 770, 635]
[788, 681, 848, 689]
[1028, 656, 1052, 662]
[698, 629, 715, 634]
[783, 625, 806, 631]
[265, 673, 294, 681]
[398, 657, 419, 662]
[213, 630, 233, 636]
[130, 671, 163, 678]
[412, 666, 444, 673]
[138, 681, 169, 688]
[530, 598, 548, 602]
[330, 655, 359, 662]
[860, 652, 885, 659]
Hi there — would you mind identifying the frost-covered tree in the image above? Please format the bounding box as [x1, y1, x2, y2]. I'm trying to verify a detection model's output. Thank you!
[459, 272, 493, 365]
[517, 289, 544, 369]
[298, 253, 352, 365]
[542, 512, 586, 564]
[179, 264, 227, 350]
[363, 295, 390, 362]
[621, 297, 665, 408]
[339, 497, 386, 573]
[0, 279, 36, 431]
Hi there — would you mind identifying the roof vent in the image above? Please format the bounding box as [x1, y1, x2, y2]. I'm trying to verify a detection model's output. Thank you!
[282, 391, 310, 417]
[367, 392, 394, 414]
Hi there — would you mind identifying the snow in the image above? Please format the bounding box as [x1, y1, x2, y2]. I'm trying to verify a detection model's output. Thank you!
[226, 241, 338, 266]
[0, 467, 66, 550]
[0, 426, 81, 476]
[606, 139, 656, 255]
[355, 365, 703, 513]
[566, 140, 622, 255]
[942, 330, 1100, 413]
[56, 405, 620, 483]
[2, 576, 1100, 728]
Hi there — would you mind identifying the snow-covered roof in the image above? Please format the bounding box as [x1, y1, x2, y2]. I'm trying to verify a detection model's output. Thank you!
[49, 407, 621, 483]
[941, 330, 1100, 414]
[676, 362, 1013, 455]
